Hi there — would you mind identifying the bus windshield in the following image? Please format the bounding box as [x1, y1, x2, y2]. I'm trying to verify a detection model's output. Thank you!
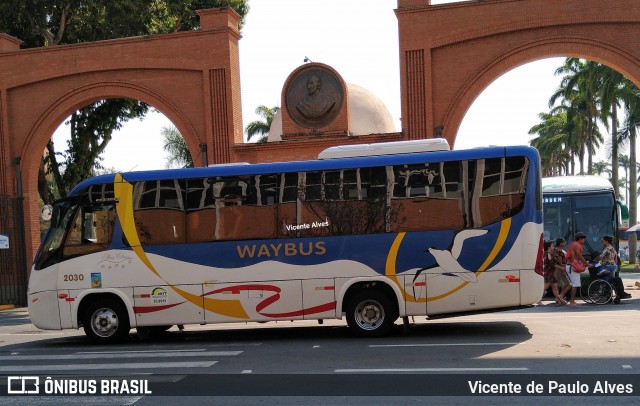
[34, 201, 116, 270]
[543, 193, 616, 253]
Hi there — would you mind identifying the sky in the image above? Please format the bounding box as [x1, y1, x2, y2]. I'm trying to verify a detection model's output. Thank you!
[52, 0, 602, 171]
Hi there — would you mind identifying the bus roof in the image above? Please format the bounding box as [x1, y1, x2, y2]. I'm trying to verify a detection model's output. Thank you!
[318, 139, 450, 159]
[542, 175, 613, 193]
[69, 144, 539, 196]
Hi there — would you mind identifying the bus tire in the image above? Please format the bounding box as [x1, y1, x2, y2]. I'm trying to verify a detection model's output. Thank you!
[345, 290, 397, 337]
[82, 298, 130, 344]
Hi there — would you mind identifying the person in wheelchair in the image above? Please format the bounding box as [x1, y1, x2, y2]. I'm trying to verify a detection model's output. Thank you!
[588, 251, 631, 300]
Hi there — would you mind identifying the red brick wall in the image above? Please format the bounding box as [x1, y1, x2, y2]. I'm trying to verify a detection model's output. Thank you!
[396, 0, 640, 147]
[3, 0, 640, 266]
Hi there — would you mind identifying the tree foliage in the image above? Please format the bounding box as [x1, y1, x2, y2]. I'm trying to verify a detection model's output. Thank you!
[246, 105, 279, 143]
[0, 0, 249, 203]
[529, 58, 640, 262]
[162, 126, 194, 168]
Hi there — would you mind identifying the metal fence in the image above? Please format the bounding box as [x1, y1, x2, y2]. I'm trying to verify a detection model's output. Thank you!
[0, 197, 27, 306]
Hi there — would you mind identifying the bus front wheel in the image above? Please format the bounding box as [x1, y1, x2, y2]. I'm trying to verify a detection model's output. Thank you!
[345, 290, 397, 337]
[82, 298, 130, 344]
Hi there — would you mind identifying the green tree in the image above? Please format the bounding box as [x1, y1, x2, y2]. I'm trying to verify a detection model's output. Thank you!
[529, 111, 572, 176]
[617, 81, 640, 263]
[590, 160, 611, 177]
[549, 58, 603, 175]
[0, 0, 249, 203]
[162, 126, 194, 168]
[246, 105, 279, 143]
[619, 154, 631, 206]
[593, 64, 625, 201]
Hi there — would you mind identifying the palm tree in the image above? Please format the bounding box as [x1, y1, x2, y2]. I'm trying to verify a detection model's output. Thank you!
[591, 160, 611, 177]
[619, 154, 630, 206]
[549, 58, 603, 174]
[162, 126, 194, 168]
[246, 105, 280, 143]
[594, 64, 625, 201]
[618, 80, 640, 263]
[529, 111, 572, 176]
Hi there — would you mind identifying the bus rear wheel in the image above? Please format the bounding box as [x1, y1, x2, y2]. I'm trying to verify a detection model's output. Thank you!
[82, 299, 130, 344]
[346, 290, 397, 337]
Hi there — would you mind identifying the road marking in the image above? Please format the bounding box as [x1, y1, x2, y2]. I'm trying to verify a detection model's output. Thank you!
[368, 342, 518, 348]
[0, 351, 241, 361]
[0, 361, 217, 372]
[623, 365, 633, 369]
[77, 349, 208, 354]
[241, 370, 252, 374]
[335, 367, 529, 373]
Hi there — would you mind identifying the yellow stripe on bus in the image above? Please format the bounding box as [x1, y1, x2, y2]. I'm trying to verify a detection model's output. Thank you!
[113, 174, 249, 319]
[385, 218, 511, 302]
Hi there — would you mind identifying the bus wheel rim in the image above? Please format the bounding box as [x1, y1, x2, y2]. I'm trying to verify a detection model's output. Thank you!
[91, 308, 119, 337]
[355, 299, 385, 331]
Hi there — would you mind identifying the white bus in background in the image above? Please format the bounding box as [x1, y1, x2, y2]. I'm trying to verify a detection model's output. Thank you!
[542, 175, 619, 256]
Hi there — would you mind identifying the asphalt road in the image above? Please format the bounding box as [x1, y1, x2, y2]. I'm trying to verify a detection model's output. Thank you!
[1, 272, 639, 405]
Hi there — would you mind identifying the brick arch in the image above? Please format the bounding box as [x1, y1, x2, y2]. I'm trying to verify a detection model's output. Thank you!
[443, 38, 640, 147]
[0, 8, 243, 265]
[396, 0, 640, 146]
[22, 81, 201, 184]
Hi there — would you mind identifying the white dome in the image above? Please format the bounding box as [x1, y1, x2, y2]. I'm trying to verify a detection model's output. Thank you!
[267, 83, 396, 142]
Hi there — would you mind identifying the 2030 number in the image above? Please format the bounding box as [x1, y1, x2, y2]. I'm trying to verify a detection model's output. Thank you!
[63, 274, 84, 282]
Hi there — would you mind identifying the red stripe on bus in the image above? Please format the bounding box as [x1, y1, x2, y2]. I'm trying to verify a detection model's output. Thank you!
[134, 302, 184, 314]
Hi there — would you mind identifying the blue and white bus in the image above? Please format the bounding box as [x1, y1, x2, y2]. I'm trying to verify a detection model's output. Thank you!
[28, 139, 544, 343]
[542, 175, 619, 255]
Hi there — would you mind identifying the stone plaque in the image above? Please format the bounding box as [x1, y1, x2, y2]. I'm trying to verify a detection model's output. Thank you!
[285, 67, 344, 129]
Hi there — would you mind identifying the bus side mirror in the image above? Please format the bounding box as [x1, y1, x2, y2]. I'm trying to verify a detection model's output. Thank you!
[41, 205, 53, 221]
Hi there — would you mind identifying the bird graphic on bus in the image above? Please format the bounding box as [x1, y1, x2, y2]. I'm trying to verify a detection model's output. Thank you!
[410, 229, 489, 283]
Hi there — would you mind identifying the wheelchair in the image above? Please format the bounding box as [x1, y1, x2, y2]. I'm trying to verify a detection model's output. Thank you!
[579, 268, 619, 305]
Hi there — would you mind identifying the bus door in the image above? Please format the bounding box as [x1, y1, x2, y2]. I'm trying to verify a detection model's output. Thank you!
[57, 204, 117, 328]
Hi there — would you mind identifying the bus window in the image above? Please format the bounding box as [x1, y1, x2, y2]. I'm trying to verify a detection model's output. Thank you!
[62, 204, 115, 258]
[390, 162, 465, 231]
[474, 157, 526, 227]
[133, 180, 186, 245]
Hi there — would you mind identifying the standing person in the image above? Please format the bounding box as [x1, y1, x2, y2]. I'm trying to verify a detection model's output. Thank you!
[538, 240, 564, 305]
[553, 238, 571, 303]
[565, 232, 590, 305]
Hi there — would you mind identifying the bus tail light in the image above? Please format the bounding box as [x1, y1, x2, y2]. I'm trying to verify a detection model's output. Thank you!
[534, 233, 544, 276]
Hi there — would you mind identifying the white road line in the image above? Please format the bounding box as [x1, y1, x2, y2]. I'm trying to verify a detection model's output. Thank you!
[0, 361, 217, 372]
[368, 342, 518, 348]
[77, 349, 208, 354]
[0, 351, 241, 361]
[335, 367, 529, 373]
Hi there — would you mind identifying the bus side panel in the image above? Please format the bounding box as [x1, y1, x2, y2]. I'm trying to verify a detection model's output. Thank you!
[426, 270, 521, 316]
[403, 273, 427, 317]
[134, 284, 204, 327]
[58, 289, 73, 328]
[28, 290, 62, 330]
[301, 278, 336, 320]
[203, 280, 304, 323]
[520, 270, 544, 305]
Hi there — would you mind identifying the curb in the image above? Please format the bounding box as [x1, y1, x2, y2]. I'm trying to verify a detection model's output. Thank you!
[0, 304, 16, 311]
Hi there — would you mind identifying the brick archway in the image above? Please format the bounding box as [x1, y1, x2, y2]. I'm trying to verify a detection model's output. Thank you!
[0, 8, 243, 263]
[396, 0, 640, 147]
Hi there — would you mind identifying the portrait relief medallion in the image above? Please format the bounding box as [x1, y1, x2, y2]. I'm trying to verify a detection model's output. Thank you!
[285, 67, 344, 129]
